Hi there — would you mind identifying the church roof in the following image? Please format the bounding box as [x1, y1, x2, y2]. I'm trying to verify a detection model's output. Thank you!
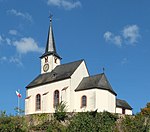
[26, 60, 83, 88]
[40, 17, 61, 59]
[116, 99, 132, 110]
[75, 73, 117, 95]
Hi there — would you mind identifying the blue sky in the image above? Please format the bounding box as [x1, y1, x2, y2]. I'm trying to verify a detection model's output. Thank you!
[0, 0, 150, 115]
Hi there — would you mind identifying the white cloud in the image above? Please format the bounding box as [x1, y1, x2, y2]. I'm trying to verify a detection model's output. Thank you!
[47, 0, 81, 10]
[13, 37, 44, 54]
[103, 31, 112, 41]
[0, 35, 11, 45]
[5, 38, 11, 45]
[9, 56, 23, 66]
[104, 24, 140, 47]
[7, 9, 32, 22]
[47, 0, 61, 6]
[0, 56, 22, 66]
[122, 25, 140, 44]
[9, 30, 18, 36]
[1, 34, 44, 54]
[0, 35, 4, 43]
[113, 36, 122, 46]
[121, 57, 128, 64]
[104, 31, 122, 47]
[0, 56, 7, 62]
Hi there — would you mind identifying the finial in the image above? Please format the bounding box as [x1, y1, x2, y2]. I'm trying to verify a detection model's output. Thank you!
[102, 67, 105, 73]
[49, 13, 53, 22]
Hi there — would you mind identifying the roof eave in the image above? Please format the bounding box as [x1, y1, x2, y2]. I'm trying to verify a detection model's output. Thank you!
[75, 86, 117, 96]
[40, 52, 62, 59]
[116, 105, 133, 110]
[26, 76, 71, 89]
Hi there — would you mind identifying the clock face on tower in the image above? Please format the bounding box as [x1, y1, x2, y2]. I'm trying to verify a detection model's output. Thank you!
[43, 64, 49, 72]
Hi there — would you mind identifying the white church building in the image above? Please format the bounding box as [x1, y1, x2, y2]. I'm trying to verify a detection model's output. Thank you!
[25, 18, 132, 115]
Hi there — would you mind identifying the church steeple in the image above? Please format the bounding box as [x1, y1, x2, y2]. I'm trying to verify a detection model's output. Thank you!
[40, 16, 61, 59]
[40, 16, 61, 74]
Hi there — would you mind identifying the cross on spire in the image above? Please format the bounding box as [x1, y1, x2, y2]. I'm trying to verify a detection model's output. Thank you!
[49, 13, 53, 22]
[103, 67, 105, 73]
[40, 15, 61, 59]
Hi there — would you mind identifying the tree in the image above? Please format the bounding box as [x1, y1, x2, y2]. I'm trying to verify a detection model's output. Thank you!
[54, 101, 68, 122]
[0, 111, 27, 132]
[140, 102, 150, 116]
[121, 102, 150, 132]
[140, 102, 150, 131]
[67, 111, 117, 132]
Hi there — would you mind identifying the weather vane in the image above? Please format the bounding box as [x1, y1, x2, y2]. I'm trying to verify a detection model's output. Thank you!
[102, 67, 105, 73]
[49, 13, 53, 22]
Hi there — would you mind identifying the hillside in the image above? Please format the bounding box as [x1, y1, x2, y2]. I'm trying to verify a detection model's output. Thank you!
[0, 102, 149, 132]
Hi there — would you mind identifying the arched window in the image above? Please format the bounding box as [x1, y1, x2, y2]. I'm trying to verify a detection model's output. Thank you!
[122, 108, 125, 114]
[54, 90, 59, 108]
[36, 94, 41, 110]
[81, 95, 87, 108]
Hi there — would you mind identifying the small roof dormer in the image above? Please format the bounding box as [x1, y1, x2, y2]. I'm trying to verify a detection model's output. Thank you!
[40, 16, 61, 59]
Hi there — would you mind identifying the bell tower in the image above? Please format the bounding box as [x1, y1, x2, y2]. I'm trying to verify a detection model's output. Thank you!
[40, 16, 61, 74]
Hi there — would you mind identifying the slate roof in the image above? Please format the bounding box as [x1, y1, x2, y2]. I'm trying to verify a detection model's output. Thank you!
[26, 60, 83, 88]
[116, 99, 132, 110]
[75, 73, 117, 95]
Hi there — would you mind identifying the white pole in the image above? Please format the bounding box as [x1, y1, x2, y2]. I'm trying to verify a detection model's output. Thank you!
[18, 89, 20, 116]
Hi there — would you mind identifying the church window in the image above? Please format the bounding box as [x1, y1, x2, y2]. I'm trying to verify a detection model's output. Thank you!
[81, 95, 87, 108]
[35, 94, 41, 111]
[122, 108, 125, 114]
[45, 56, 48, 63]
[54, 90, 59, 108]
[54, 57, 57, 63]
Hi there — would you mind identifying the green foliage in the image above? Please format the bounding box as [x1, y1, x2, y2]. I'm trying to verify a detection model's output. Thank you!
[67, 112, 94, 132]
[54, 101, 68, 122]
[46, 120, 67, 132]
[67, 111, 117, 132]
[30, 118, 66, 131]
[140, 102, 150, 117]
[0, 102, 150, 131]
[30, 113, 49, 123]
[121, 115, 145, 132]
[0, 111, 27, 132]
[121, 102, 150, 132]
[139, 102, 150, 131]
[97, 111, 117, 131]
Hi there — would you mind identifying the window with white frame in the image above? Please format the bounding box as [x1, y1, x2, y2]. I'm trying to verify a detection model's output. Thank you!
[36, 94, 41, 110]
[81, 95, 87, 108]
[54, 90, 59, 108]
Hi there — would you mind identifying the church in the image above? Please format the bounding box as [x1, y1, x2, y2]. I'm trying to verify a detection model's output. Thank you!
[25, 18, 132, 115]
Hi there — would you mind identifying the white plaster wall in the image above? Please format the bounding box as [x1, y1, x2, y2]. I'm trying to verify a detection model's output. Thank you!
[25, 98, 30, 114]
[125, 109, 132, 115]
[116, 107, 122, 114]
[95, 89, 116, 113]
[41, 55, 60, 74]
[116, 107, 132, 115]
[25, 78, 70, 115]
[70, 61, 89, 111]
[74, 89, 96, 112]
[74, 89, 115, 113]
[108, 91, 116, 113]
[95, 89, 108, 112]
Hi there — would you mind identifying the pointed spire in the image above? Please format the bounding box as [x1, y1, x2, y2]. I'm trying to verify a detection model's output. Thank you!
[40, 15, 61, 59]
[45, 15, 56, 53]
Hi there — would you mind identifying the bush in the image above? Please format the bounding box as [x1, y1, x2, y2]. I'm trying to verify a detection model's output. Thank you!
[0, 111, 27, 132]
[54, 101, 68, 122]
[67, 111, 117, 132]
